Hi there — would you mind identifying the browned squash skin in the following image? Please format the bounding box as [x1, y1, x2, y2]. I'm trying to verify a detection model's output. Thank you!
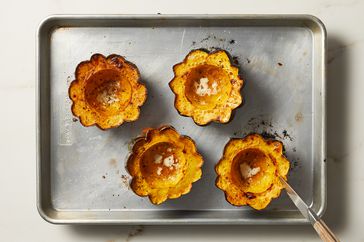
[169, 49, 244, 126]
[69, 54, 147, 130]
[215, 134, 290, 210]
[127, 126, 204, 205]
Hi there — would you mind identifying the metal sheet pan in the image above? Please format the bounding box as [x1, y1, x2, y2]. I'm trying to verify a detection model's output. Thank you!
[36, 14, 326, 224]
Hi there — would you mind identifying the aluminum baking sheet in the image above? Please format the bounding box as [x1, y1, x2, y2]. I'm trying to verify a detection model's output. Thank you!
[37, 15, 326, 224]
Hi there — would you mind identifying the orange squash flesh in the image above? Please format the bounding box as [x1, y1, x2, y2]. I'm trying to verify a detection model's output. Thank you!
[69, 54, 147, 130]
[127, 126, 204, 205]
[215, 134, 290, 210]
[169, 49, 244, 126]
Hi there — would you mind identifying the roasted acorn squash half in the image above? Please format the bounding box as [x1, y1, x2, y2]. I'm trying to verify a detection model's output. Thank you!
[169, 49, 244, 126]
[215, 134, 290, 210]
[127, 126, 204, 205]
[69, 54, 147, 130]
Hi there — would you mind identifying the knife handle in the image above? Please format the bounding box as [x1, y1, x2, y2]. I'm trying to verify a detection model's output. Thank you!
[313, 219, 340, 242]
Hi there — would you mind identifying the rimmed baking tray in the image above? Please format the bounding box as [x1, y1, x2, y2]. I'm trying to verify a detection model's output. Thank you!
[36, 14, 326, 224]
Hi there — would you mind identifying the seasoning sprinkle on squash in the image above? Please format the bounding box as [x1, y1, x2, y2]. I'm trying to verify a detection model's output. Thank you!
[69, 54, 147, 130]
[127, 126, 204, 205]
[215, 134, 290, 210]
[169, 49, 244, 125]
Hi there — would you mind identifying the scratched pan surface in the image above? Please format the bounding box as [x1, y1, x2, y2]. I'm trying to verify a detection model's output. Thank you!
[36, 15, 326, 224]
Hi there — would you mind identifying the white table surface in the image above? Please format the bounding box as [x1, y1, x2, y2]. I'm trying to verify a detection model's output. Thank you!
[0, 0, 363, 241]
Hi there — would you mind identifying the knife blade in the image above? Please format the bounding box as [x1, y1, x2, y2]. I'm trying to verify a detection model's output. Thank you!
[279, 176, 318, 224]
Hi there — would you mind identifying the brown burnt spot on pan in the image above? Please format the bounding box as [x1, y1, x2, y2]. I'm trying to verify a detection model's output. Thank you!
[199, 34, 226, 44]
[121, 174, 130, 189]
[208, 46, 221, 52]
[247, 117, 256, 126]
[277, 62, 283, 67]
[72, 118, 78, 122]
[234, 116, 295, 143]
[273, 131, 282, 139]
[109, 158, 118, 168]
[232, 56, 240, 66]
[260, 120, 273, 128]
[282, 130, 293, 141]
[200, 36, 210, 43]
[102, 175, 106, 179]
[247, 117, 274, 131]
[126, 226, 144, 242]
[290, 158, 301, 171]
[295, 112, 303, 123]
[260, 131, 277, 140]
[229, 39, 236, 44]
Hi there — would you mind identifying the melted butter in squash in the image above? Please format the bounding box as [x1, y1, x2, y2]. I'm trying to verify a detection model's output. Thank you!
[215, 134, 290, 210]
[127, 126, 204, 205]
[69, 54, 147, 129]
[169, 49, 243, 125]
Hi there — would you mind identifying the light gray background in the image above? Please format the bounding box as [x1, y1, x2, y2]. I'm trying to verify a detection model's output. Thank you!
[0, 0, 362, 241]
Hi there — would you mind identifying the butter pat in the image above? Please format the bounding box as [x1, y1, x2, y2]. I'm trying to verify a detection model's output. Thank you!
[240, 163, 260, 179]
[195, 77, 218, 96]
[156, 167, 163, 175]
[163, 155, 174, 167]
